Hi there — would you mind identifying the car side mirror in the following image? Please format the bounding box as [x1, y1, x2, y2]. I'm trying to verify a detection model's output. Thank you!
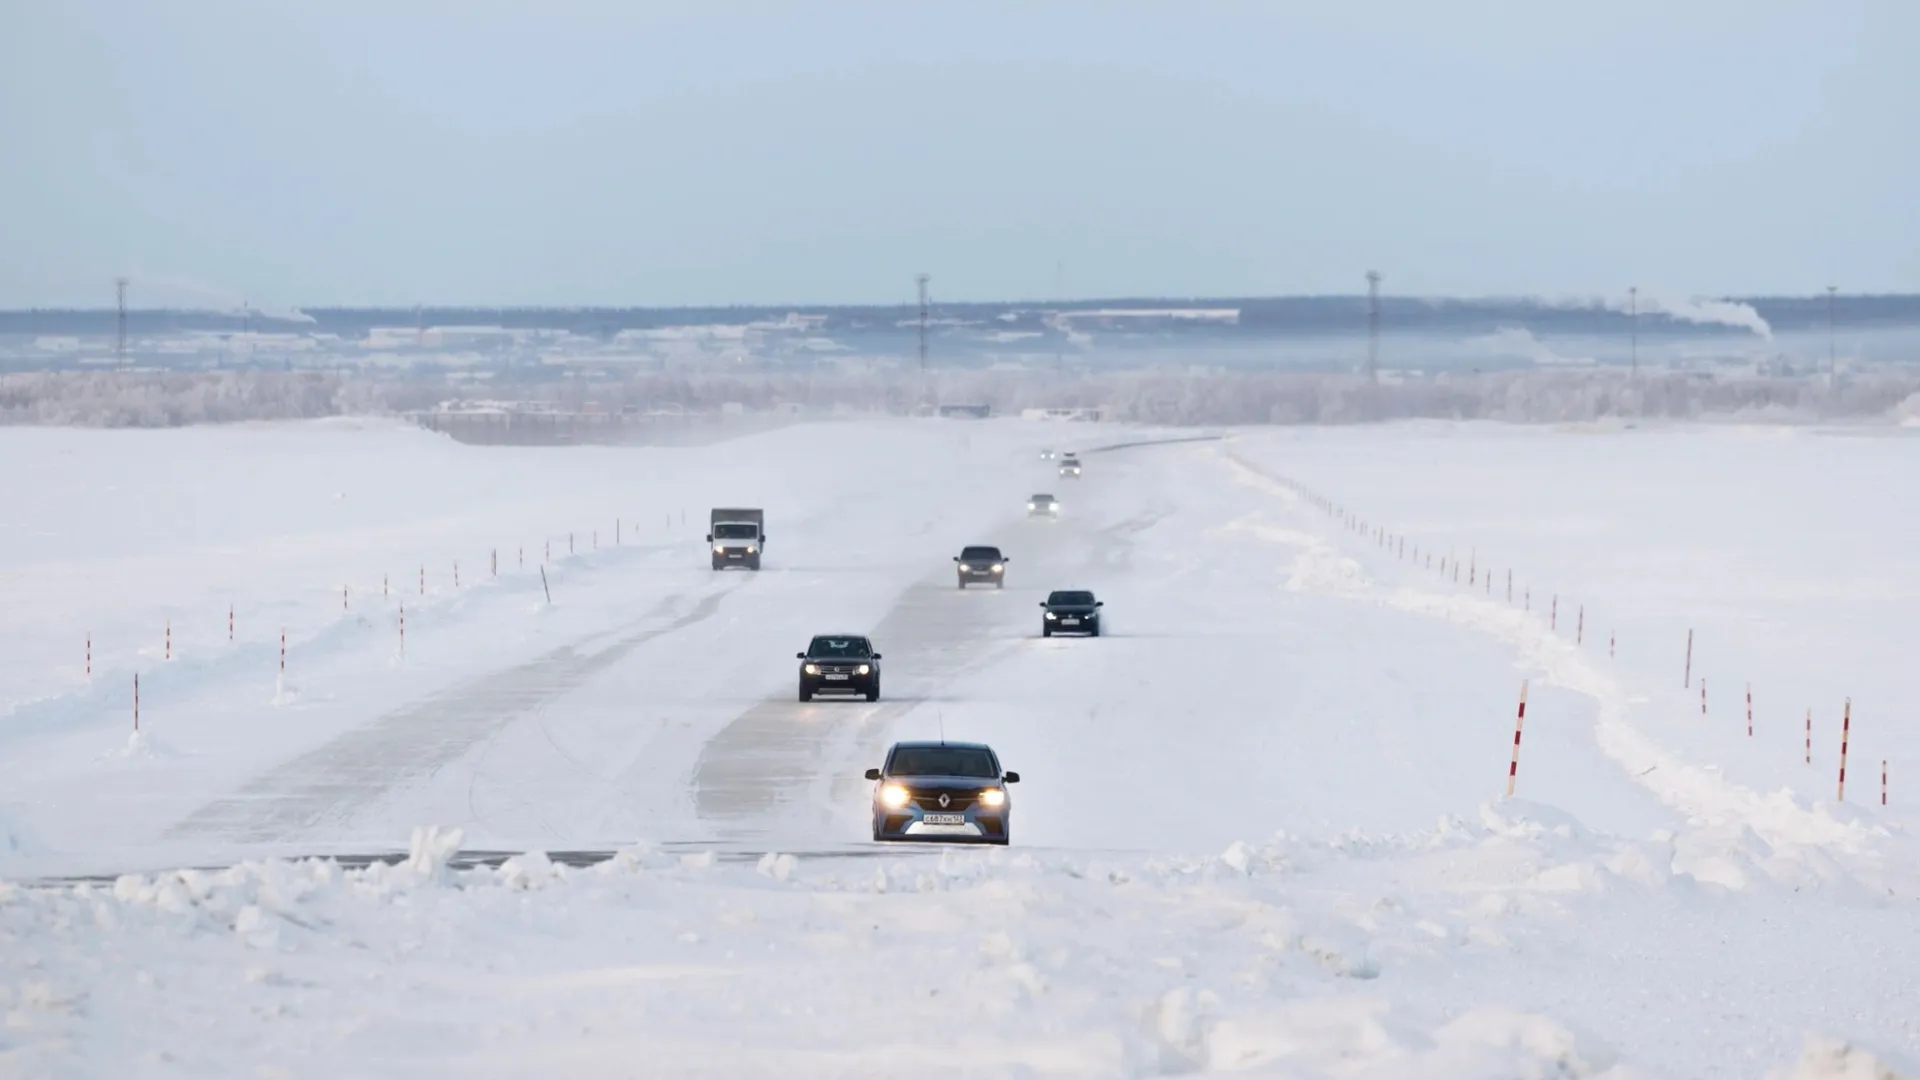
[795, 652, 807, 659]
[705, 534, 713, 542]
[1003, 772, 1020, 783]
[1095, 601, 1104, 607]
[952, 556, 959, 561]
[864, 768, 882, 781]
[870, 653, 882, 660]
[1037, 601, 1047, 608]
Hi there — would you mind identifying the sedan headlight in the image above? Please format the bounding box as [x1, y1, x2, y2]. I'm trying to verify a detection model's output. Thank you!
[991, 564, 1003, 572]
[979, 788, 1006, 808]
[879, 783, 911, 809]
[803, 663, 821, 675]
[959, 564, 971, 572]
[1045, 611, 1057, 620]
[855, 664, 870, 675]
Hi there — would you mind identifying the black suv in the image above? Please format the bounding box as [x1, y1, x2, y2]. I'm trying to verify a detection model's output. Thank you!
[1040, 589, 1102, 637]
[798, 634, 882, 702]
[954, 545, 1009, 589]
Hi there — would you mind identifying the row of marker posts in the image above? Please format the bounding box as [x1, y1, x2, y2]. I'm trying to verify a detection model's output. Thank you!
[96, 515, 662, 735]
[1272, 468, 1889, 808]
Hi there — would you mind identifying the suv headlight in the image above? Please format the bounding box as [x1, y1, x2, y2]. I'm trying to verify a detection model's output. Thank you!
[959, 563, 971, 572]
[979, 788, 1006, 808]
[1045, 611, 1057, 620]
[879, 783, 911, 809]
[855, 664, 870, 675]
[991, 564, 1003, 572]
[803, 663, 821, 675]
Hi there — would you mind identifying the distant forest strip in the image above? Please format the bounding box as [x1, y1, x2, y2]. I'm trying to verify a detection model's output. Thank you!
[3, 370, 1919, 427]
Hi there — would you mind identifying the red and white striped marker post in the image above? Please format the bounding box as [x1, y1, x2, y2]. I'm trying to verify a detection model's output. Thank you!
[342, 584, 349, 611]
[1701, 678, 1707, 716]
[279, 630, 286, 677]
[165, 620, 171, 661]
[229, 603, 234, 641]
[1684, 629, 1694, 688]
[1837, 698, 1851, 801]
[87, 634, 92, 677]
[133, 672, 140, 732]
[1883, 760, 1888, 807]
[1745, 683, 1753, 737]
[399, 603, 406, 658]
[1805, 708, 1812, 764]
[1576, 606, 1584, 646]
[1505, 680, 1530, 797]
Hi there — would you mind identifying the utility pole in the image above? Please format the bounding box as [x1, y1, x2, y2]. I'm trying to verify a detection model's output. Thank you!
[1628, 285, 1638, 377]
[916, 273, 930, 371]
[115, 277, 129, 365]
[1826, 285, 1837, 388]
[1365, 270, 1381, 381]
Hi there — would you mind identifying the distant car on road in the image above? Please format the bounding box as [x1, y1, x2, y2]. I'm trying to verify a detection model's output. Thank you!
[1058, 455, 1082, 478]
[797, 634, 882, 702]
[954, 545, 1009, 589]
[1038, 449, 1057, 461]
[1027, 493, 1060, 518]
[1040, 589, 1102, 637]
[866, 740, 1019, 845]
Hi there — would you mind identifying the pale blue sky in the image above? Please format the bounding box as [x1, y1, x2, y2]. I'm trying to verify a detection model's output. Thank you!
[2, 1, 1914, 308]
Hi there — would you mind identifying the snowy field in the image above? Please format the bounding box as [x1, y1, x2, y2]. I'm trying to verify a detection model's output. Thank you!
[2, 418, 1917, 1078]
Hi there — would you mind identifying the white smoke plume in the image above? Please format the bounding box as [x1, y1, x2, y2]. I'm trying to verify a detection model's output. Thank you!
[126, 270, 317, 324]
[1533, 292, 1773, 339]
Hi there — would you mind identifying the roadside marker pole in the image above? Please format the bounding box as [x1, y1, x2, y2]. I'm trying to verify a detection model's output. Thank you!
[454, 561, 460, 588]
[86, 634, 91, 677]
[1684, 629, 1694, 688]
[1550, 596, 1557, 632]
[491, 549, 498, 577]
[1805, 708, 1812, 764]
[1505, 680, 1530, 797]
[1525, 588, 1531, 611]
[165, 620, 171, 661]
[519, 546, 524, 568]
[420, 566, 426, 596]
[617, 518, 622, 545]
[1882, 760, 1888, 806]
[1745, 683, 1753, 737]
[383, 573, 389, 599]
[1837, 699, 1851, 801]
[569, 532, 575, 555]
[1507, 570, 1512, 603]
[399, 604, 406, 658]
[133, 673, 140, 732]
[1701, 678, 1708, 716]
[1576, 606, 1584, 646]
[1609, 631, 1615, 659]
[279, 630, 286, 677]
[546, 540, 551, 563]
[342, 584, 348, 611]
[229, 603, 235, 641]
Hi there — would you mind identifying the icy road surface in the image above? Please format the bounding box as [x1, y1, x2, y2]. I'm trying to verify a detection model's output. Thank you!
[2, 418, 1917, 1078]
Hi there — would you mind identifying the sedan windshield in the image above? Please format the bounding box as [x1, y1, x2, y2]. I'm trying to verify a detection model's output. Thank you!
[960, 547, 1001, 561]
[888, 747, 998, 778]
[808, 637, 871, 658]
[1047, 591, 1095, 606]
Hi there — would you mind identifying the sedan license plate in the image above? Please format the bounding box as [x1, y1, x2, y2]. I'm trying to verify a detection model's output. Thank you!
[824, 673, 849, 680]
[1061, 617, 1080, 625]
[922, 813, 966, 826]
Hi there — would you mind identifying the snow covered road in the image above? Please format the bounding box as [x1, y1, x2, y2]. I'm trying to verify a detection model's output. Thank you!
[3, 418, 1917, 1078]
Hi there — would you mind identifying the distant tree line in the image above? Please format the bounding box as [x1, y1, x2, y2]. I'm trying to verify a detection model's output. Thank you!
[2, 369, 1917, 427]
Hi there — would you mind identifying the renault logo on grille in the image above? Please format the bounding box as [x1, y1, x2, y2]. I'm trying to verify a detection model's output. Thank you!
[938, 794, 950, 808]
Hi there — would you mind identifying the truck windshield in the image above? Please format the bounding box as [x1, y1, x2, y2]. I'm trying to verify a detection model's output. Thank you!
[713, 523, 758, 539]
[888, 747, 998, 778]
[808, 637, 871, 658]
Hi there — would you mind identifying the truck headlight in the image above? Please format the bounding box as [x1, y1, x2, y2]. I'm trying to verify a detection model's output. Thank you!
[713, 545, 724, 554]
[879, 783, 911, 809]
[746, 545, 756, 554]
[979, 788, 1006, 808]
[804, 663, 821, 675]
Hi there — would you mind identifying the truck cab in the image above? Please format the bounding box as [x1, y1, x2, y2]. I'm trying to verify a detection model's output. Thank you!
[709, 508, 765, 570]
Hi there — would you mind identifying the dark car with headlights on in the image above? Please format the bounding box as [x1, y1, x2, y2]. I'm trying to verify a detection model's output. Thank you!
[1040, 589, 1102, 637]
[954, 545, 1009, 588]
[797, 634, 881, 702]
[866, 740, 1019, 844]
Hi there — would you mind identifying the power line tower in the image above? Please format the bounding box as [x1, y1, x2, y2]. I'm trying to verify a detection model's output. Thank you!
[1628, 285, 1638, 377]
[916, 273, 931, 370]
[115, 277, 129, 365]
[1365, 270, 1381, 381]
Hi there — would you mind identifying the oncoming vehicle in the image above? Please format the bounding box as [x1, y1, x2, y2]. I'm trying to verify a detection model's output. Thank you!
[954, 545, 1009, 588]
[1040, 589, 1102, 637]
[708, 508, 766, 570]
[1058, 455, 1082, 478]
[797, 634, 882, 702]
[1027, 493, 1060, 518]
[1038, 448, 1057, 461]
[866, 740, 1019, 844]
